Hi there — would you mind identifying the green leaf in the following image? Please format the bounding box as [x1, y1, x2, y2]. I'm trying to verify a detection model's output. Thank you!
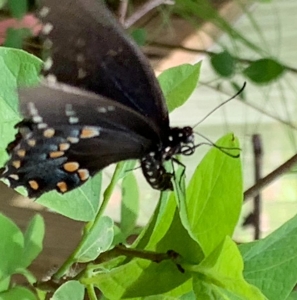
[0, 277, 10, 293]
[0, 47, 41, 102]
[243, 58, 285, 84]
[7, 0, 28, 19]
[4, 28, 31, 49]
[112, 224, 125, 245]
[85, 196, 203, 299]
[131, 28, 146, 46]
[76, 216, 114, 262]
[0, 286, 36, 300]
[121, 209, 204, 298]
[240, 214, 297, 300]
[0, 48, 41, 166]
[0, 214, 24, 280]
[192, 237, 266, 300]
[51, 281, 84, 300]
[22, 214, 44, 268]
[181, 134, 242, 256]
[210, 51, 235, 77]
[0, 0, 7, 10]
[121, 172, 139, 236]
[36, 172, 102, 221]
[132, 192, 173, 250]
[82, 194, 175, 298]
[158, 63, 201, 113]
[288, 291, 297, 300]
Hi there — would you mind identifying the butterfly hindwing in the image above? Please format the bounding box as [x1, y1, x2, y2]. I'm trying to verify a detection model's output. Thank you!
[2, 83, 159, 197]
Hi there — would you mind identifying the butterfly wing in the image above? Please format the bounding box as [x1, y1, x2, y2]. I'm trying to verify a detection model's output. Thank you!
[38, 0, 169, 136]
[2, 83, 159, 197]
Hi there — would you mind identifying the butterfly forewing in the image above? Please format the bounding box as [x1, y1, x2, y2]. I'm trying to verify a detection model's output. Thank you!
[39, 0, 169, 134]
[19, 83, 161, 142]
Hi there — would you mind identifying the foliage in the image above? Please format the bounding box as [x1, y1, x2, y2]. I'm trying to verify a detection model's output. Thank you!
[0, 46, 294, 300]
[0, 1, 297, 300]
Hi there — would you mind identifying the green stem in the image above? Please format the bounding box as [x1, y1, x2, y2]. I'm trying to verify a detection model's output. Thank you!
[53, 163, 127, 280]
[86, 284, 97, 300]
[84, 244, 179, 270]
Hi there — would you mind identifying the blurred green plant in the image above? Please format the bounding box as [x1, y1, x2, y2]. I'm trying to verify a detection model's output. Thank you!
[1, 1, 297, 299]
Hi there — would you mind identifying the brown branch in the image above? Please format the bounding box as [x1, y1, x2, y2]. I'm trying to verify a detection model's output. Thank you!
[149, 41, 297, 75]
[124, 0, 174, 29]
[252, 134, 263, 239]
[117, 0, 129, 25]
[94, 244, 179, 264]
[244, 153, 297, 201]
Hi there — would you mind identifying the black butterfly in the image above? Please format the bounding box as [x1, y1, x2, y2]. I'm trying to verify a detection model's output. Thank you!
[1, 0, 195, 198]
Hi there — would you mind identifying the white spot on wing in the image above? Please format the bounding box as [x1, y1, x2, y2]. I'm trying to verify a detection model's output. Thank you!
[65, 104, 76, 116]
[46, 74, 57, 84]
[39, 6, 50, 17]
[37, 123, 48, 129]
[97, 107, 107, 113]
[42, 23, 54, 35]
[44, 57, 53, 71]
[44, 38, 53, 49]
[27, 102, 38, 116]
[67, 137, 79, 144]
[9, 174, 19, 181]
[76, 38, 86, 47]
[78, 68, 87, 79]
[32, 115, 43, 123]
[76, 54, 85, 63]
[69, 116, 79, 124]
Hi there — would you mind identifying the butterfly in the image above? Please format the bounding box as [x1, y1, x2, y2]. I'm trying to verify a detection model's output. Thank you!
[1, 0, 196, 198]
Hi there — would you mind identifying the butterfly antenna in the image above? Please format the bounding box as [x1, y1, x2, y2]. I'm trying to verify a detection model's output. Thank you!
[192, 82, 246, 129]
[193, 132, 240, 158]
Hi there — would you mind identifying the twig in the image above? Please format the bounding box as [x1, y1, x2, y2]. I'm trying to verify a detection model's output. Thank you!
[149, 41, 297, 74]
[94, 244, 179, 264]
[117, 0, 129, 25]
[124, 0, 174, 29]
[244, 153, 297, 200]
[252, 134, 262, 239]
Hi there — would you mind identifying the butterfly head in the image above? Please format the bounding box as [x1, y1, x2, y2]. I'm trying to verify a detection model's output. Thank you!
[165, 126, 195, 157]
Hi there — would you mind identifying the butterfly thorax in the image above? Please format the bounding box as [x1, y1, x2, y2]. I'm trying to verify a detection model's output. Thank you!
[163, 126, 195, 159]
[140, 126, 194, 191]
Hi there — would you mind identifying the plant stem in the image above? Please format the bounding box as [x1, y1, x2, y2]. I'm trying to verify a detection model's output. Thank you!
[150, 41, 297, 74]
[52, 163, 126, 280]
[244, 153, 297, 201]
[124, 0, 173, 28]
[86, 284, 97, 300]
[93, 244, 175, 264]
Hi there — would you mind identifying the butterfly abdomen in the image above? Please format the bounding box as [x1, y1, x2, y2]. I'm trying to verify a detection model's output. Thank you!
[141, 152, 173, 191]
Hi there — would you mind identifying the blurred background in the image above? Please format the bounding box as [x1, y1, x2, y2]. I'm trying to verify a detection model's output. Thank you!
[0, 0, 296, 276]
